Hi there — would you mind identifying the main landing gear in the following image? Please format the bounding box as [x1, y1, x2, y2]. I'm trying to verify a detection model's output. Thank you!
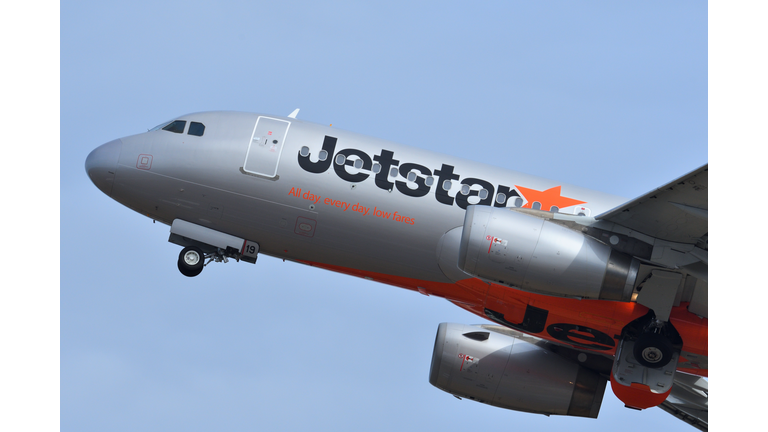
[633, 325, 675, 368]
[611, 312, 683, 409]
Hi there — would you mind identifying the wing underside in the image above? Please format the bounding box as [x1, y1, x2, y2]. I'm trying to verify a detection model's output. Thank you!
[658, 373, 708, 431]
[595, 164, 708, 249]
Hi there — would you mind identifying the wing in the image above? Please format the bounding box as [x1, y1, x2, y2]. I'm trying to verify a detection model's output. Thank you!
[658, 373, 708, 431]
[595, 164, 708, 249]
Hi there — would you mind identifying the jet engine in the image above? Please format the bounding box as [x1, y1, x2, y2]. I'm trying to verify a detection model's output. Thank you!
[429, 323, 606, 418]
[458, 206, 639, 300]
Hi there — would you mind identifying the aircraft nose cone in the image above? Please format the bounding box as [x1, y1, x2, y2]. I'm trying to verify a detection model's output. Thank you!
[85, 139, 122, 197]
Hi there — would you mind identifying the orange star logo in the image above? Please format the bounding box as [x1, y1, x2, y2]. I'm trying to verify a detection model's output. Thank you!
[514, 185, 586, 212]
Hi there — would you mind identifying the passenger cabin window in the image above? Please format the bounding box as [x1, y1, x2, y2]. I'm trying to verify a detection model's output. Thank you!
[188, 122, 205, 136]
[162, 120, 186, 134]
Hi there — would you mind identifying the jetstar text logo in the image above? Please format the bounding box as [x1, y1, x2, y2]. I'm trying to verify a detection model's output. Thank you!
[298, 135, 585, 211]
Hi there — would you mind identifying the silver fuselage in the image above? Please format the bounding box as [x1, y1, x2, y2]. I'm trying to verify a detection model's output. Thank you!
[87, 111, 626, 283]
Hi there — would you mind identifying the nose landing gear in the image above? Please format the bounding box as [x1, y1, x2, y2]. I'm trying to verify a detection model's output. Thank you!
[169, 219, 260, 277]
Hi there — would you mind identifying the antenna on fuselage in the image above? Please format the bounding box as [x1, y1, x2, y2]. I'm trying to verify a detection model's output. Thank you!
[288, 108, 300, 119]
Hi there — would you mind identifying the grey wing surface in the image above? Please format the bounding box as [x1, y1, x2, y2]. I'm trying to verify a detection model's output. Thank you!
[595, 164, 708, 248]
[658, 374, 708, 431]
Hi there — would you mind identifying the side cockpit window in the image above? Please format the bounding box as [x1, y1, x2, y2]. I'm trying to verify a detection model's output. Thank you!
[188, 122, 205, 136]
[162, 120, 187, 134]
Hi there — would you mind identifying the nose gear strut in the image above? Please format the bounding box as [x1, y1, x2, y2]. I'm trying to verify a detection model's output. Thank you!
[169, 220, 260, 277]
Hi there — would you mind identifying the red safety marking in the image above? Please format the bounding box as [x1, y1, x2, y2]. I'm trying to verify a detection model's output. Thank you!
[241, 240, 247, 255]
[488, 238, 494, 254]
[459, 354, 466, 371]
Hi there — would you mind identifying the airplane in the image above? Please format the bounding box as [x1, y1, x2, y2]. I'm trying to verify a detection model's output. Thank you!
[85, 110, 708, 430]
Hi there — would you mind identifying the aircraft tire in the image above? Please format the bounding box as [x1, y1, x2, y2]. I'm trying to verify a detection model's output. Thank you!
[178, 246, 204, 277]
[633, 332, 673, 368]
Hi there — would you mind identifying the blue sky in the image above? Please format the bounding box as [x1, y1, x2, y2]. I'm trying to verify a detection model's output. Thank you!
[8, 0, 752, 430]
[61, 2, 705, 431]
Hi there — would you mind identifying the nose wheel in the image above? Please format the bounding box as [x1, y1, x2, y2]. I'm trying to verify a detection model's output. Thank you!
[176, 245, 248, 277]
[178, 246, 204, 277]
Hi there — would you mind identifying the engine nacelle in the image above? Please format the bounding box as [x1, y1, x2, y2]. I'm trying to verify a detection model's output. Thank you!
[429, 323, 606, 418]
[458, 206, 639, 300]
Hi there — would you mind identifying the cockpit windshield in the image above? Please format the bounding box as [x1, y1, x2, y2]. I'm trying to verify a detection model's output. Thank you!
[149, 119, 173, 131]
[149, 119, 205, 136]
[162, 120, 187, 133]
[149, 119, 186, 133]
